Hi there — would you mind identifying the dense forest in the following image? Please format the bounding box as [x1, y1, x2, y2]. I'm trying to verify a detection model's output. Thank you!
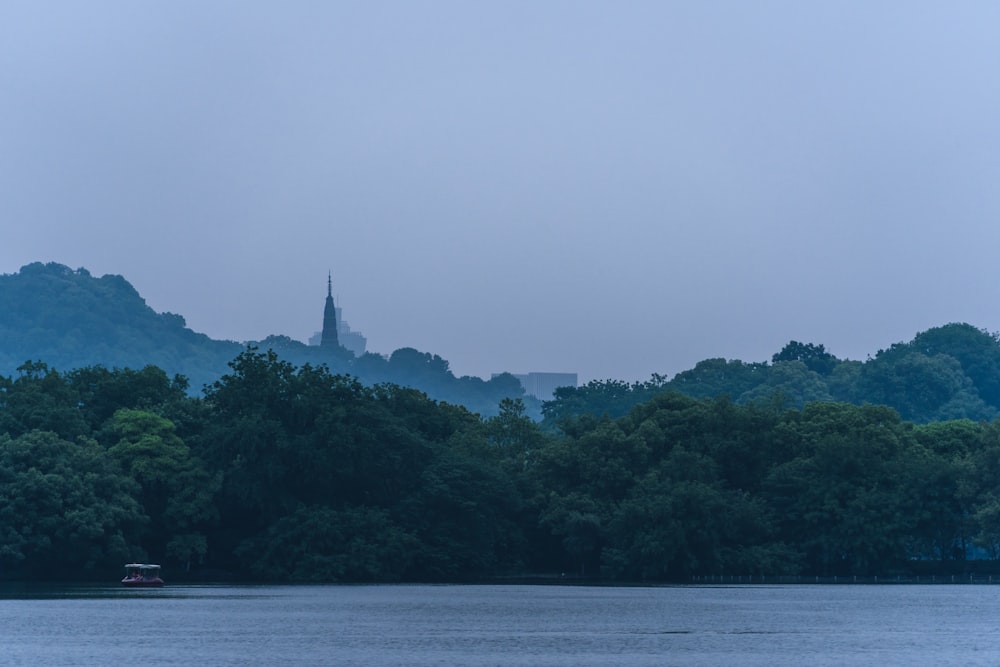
[6, 261, 1000, 582]
[3, 346, 1000, 582]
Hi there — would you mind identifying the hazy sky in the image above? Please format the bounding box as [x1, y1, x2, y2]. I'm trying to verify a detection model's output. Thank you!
[4, 2, 1000, 383]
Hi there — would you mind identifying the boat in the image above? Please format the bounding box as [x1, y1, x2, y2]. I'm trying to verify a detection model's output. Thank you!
[122, 563, 164, 588]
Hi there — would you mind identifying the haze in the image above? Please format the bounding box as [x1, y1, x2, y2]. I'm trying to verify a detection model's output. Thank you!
[3, 1, 999, 383]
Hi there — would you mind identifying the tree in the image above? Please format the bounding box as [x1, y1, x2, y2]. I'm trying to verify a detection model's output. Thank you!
[859, 350, 983, 423]
[911, 324, 1000, 407]
[763, 404, 918, 575]
[236, 505, 417, 582]
[666, 358, 768, 400]
[107, 409, 218, 570]
[398, 445, 524, 579]
[0, 430, 143, 576]
[0, 361, 88, 439]
[69, 365, 188, 431]
[485, 398, 548, 471]
[738, 360, 833, 409]
[772, 341, 838, 375]
[539, 491, 604, 575]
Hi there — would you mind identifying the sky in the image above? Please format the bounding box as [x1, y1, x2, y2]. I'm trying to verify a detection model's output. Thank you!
[3, 2, 1000, 384]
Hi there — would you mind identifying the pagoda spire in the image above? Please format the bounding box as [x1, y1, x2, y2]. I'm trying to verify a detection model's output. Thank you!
[320, 272, 339, 349]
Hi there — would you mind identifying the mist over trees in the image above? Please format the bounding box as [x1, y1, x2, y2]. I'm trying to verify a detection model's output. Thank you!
[6, 262, 998, 425]
[0, 262, 239, 390]
[4, 346, 1000, 582]
[546, 325, 1000, 427]
[6, 262, 1000, 582]
[0, 263, 535, 418]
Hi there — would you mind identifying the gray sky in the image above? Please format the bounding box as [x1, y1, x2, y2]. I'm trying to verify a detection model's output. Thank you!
[3, 2, 1000, 384]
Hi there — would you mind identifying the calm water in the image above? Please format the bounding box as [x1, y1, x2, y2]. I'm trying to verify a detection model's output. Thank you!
[1, 583, 998, 665]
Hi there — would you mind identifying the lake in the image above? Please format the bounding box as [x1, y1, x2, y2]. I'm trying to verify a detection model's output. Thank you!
[1, 583, 998, 665]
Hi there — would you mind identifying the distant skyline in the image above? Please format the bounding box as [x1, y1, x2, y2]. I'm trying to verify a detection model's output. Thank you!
[4, 2, 1000, 383]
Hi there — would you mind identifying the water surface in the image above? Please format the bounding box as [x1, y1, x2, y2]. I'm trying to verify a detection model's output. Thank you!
[0, 583, 996, 665]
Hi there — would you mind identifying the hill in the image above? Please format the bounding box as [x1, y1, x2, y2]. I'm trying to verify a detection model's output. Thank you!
[0, 263, 534, 417]
[0, 263, 241, 390]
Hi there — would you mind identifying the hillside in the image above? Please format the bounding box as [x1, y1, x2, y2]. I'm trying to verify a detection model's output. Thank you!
[0, 263, 533, 416]
[0, 263, 242, 390]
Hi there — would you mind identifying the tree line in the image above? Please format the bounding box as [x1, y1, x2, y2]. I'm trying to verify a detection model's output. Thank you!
[2, 347, 1000, 582]
[6, 263, 1000, 424]
[545, 323, 1000, 426]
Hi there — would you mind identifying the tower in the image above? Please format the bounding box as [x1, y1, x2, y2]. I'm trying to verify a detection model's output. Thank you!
[320, 272, 339, 349]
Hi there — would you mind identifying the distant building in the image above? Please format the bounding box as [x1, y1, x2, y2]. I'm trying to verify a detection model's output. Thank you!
[335, 316, 367, 357]
[495, 371, 578, 401]
[309, 274, 367, 356]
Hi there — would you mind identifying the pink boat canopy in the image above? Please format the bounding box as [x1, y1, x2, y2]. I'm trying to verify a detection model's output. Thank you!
[122, 563, 164, 588]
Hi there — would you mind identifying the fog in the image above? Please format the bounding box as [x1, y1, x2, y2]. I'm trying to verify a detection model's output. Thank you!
[3, 1, 999, 382]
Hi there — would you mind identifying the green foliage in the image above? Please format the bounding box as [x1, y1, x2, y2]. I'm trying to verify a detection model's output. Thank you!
[541, 376, 670, 430]
[236, 506, 417, 582]
[354, 351, 536, 418]
[764, 404, 918, 575]
[0, 362, 89, 439]
[8, 307, 1000, 582]
[400, 445, 525, 579]
[772, 341, 838, 375]
[911, 324, 1000, 406]
[532, 393, 792, 579]
[0, 431, 143, 577]
[666, 359, 768, 400]
[486, 398, 549, 472]
[859, 349, 982, 422]
[200, 347, 525, 580]
[70, 365, 188, 430]
[0, 263, 242, 391]
[107, 409, 218, 570]
[538, 324, 1000, 425]
[738, 360, 833, 409]
[540, 491, 604, 575]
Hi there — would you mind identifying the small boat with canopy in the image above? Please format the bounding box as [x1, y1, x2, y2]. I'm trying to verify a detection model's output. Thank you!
[122, 563, 164, 587]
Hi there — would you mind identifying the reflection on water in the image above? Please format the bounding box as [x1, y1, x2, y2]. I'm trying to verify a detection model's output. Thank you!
[0, 583, 150, 600]
[0, 582, 268, 600]
[1, 584, 999, 665]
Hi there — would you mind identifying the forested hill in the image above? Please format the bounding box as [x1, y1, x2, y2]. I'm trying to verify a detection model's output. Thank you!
[0, 263, 241, 390]
[0, 263, 531, 417]
[4, 262, 1000, 424]
[5, 262, 1000, 583]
